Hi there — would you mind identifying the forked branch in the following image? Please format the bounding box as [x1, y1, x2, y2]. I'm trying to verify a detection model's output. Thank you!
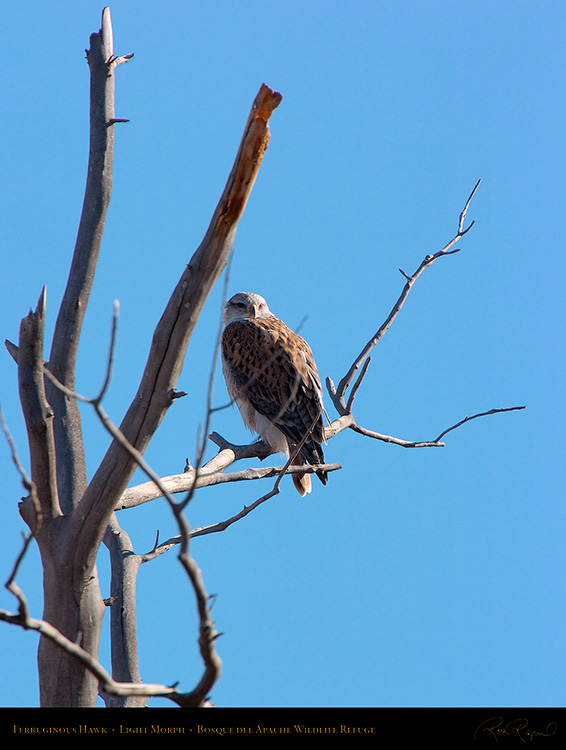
[320, 180, 524, 448]
[70, 81, 283, 578]
[42, 332, 221, 707]
[113, 180, 523, 534]
[329, 179, 482, 413]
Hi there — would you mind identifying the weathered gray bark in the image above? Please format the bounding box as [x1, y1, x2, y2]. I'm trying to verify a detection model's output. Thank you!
[12, 8, 126, 708]
[46, 10, 119, 510]
[102, 516, 147, 708]
[12, 7, 281, 707]
[7, 5, 509, 713]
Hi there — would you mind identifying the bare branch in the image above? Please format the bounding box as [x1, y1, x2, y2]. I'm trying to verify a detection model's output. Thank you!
[118, 461, 342, 510]
[45, 8, 133, 508]
[0, 601, 188, 704]
[350, 423, 446, 448]
[74, 82, 282, 575]
[1, 530, 171, 704]
[93, 300, 120, 405]
[49, 7, 121, 375]
[433, 405, 526, 443]
[345, 356, 372, 414]
[6, 10, 285, 710]
[44, 316, 221, 706]
[107, 52, 134, 68]
[17, 289, 62, 522]
[319, 181, 524, 452]
[330, 180, 482, 414]
[208, 431, 272, 461]
[1, 538, 210, 707]
[324, 401, 525, 448]
[43, 366, 180, 512]
[177, 254, 234, 512]
[0, 408, 42, 534]
[457, 178, 481, 235]
[0, 408, 32, 493]
[176, 544, 221, 707]
[101, 516, 147, 708]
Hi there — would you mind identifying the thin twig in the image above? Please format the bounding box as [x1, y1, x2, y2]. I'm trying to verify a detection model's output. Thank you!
[457, 178, 481, 234]
[345, 356, 372, 414]
[0, 408, 42, 534]
[434, 405, 526, 443]
[0, 408, 33, 492]
[179, 256, 234, 511]
[331, 180, 482, 412]
[93, 300, 119, 405]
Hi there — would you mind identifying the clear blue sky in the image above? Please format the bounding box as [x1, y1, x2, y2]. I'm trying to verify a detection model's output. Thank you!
[0, 0, 564, 710]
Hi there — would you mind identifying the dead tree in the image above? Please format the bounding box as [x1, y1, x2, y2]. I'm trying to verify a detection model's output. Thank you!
[3, 8, 283, 708]
[1, 8, 523, 708]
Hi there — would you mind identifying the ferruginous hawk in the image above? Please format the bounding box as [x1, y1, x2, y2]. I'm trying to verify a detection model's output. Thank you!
[221, 292, 327, 497]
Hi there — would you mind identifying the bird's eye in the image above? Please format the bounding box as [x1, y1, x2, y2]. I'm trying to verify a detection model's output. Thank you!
[236, 302, 246, 308]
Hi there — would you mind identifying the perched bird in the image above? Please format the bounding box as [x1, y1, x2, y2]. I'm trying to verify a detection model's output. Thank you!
[221, 292, 327, 497]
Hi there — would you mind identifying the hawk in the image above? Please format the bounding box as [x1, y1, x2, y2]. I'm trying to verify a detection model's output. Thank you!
[221, 291, 327, 497]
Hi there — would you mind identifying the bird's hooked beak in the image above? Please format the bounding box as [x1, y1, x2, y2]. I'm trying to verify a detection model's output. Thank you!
[251, 304, 259, 318]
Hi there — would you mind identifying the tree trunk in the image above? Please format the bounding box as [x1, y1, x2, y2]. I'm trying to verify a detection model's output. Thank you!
[37, 553, 105, 706]
[12, 7, 281, 707]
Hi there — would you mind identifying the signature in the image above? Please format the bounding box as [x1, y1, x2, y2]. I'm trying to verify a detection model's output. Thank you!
[474, 716, 558, 743]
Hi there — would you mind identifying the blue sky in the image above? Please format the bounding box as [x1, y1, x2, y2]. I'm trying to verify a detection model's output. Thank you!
[0, 1, 564, 710]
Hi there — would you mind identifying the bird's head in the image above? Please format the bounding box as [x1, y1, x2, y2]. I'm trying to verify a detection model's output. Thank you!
[223, 292, 271, 323]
